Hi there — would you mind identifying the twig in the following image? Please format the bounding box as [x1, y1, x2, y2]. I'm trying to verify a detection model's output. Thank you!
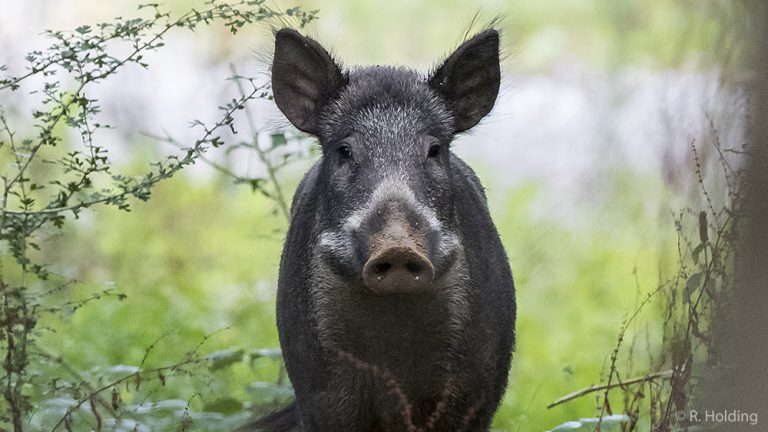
[144, 131, 268, 189]
[596, 282, 668, 424]
[3, 82, 261, 218]
[547, 370, 673, 409]
[691, 139, 720, 229]
[230, 64, 291, 222]
[50, 357, 207, 432]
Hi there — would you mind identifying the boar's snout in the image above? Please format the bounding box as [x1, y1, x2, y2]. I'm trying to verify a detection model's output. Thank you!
[363, 243, 435, 293]
[361, 209, 435, 293]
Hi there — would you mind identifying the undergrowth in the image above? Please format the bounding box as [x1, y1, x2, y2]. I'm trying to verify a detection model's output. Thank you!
[0, 2, 315, 430]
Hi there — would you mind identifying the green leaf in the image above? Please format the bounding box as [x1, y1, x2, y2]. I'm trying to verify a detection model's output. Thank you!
[246, 382, 294, 405]
[145, 399, 188, 412]
[692, 242, 706, 264]
[270, 133, 287, 148]
[548, 421, 585, 431]
[105, 365, 140, 375]
[580, 414, 630, 427]
[249, 347, 282, 360]
[204, 397, 243, 415]
[548, 415, 629, 432]
[684, 272, 704, 304]
[207, 348, 244, 370]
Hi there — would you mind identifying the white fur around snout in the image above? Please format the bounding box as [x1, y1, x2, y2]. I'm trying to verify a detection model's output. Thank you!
[317, 230, 352, 261]
[345, 178, 440, 231]
[317, 178, 459, 262]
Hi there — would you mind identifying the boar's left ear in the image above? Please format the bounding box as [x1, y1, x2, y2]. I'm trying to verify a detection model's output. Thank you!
[428, 30, 501, 133]
[272, 28, 346, 135]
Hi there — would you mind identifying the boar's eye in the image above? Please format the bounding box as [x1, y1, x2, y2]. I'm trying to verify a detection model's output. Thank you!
[337, 144, 353, 162]
[427, 144, 441, 158]
[424, 136, 442, 160]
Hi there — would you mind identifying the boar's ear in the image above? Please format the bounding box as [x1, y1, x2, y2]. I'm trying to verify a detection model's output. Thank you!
[272, 28, 346, 135]
[428, 30, 500, 133]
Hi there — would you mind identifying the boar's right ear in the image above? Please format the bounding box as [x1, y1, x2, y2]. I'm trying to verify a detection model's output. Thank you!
[428, 30, 501, 134]
[272, 28, 346, 135]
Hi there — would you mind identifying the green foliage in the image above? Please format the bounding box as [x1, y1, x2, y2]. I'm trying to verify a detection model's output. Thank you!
[547, 414, 629, 432]
[484, 175, 673, 431]
[0, 1, 315, 430]
[0, 1, 744, 431]
[491, 129, 743, 430]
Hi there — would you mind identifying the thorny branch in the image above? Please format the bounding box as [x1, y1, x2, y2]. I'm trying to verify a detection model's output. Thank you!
[0, 1, 318, 430]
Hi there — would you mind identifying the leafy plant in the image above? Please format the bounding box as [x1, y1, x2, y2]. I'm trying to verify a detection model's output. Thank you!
[544, 118, 746, 431]
[0, 1, 316, 430]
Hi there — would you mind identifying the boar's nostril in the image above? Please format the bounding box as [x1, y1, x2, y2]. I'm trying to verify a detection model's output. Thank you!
[406, 261, 423, 274]
[363, 246, 435, 293]
[375, 262, 392, 274]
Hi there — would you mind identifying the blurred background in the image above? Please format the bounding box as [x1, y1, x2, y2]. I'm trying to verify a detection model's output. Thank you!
[0, 0, 750, 431]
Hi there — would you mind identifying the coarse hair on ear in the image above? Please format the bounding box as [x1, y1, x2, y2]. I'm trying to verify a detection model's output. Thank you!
[271, 28, 346, 135]
[428, 29, 501, 134]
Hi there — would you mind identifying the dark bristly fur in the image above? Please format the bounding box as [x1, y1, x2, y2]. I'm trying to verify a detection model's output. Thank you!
[242, 28, 515, 432]
[244, 403, 299, 432]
